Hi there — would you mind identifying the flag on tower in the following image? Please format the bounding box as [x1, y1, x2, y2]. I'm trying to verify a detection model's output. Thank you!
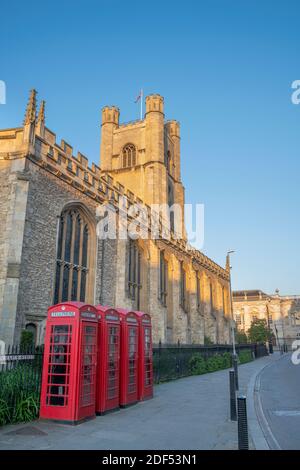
[135, 89, 143, 103]
[134, 89, 143, 120]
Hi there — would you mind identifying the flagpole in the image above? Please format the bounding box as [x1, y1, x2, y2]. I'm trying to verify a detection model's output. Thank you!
[140, 89, 143, 120]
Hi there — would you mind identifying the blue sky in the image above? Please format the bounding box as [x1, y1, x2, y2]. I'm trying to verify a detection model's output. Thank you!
[1, 0, 299, 294]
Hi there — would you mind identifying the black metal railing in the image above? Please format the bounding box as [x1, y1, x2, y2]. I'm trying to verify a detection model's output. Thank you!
[153, 342, 268, 383]
[253, 342, 269, 358]
[0, 341, 268, 425]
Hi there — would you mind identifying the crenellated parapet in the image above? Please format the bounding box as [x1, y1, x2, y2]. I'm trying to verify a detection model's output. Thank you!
[190, 249, 229, 281]
[145, 94, 164, 114]
[165, 120, 180, 138]
[101, 105, 120, 126]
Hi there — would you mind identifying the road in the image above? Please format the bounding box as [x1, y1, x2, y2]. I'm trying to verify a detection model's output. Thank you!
[258, 353, 300, 450]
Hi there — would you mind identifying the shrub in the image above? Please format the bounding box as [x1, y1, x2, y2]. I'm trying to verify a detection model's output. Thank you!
[0, 363, 41, 426]
[0, 364, 40, 398]
[206, 354, 224, 372]
[189, 351, 235, 376]
[20, 330, 34, 351]
[222, 352, 232, 369]
[238, 349, 253, 364]
[189, 354, 206, 375]
[0, 399, 10, 426]
[13, 392, 39, 423]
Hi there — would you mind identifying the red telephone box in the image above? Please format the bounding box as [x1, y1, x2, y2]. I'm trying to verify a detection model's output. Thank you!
[135, 311, 153, 401]
[40, 302, 98, 424]
[118, 309, 139, 407]
[95, 305, 121, 415]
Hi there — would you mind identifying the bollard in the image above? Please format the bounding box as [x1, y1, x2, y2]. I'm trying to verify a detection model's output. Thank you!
[232, 354, 239, 390]
[269, 342, 273, 354]
[229, 369, 237, 421]
[237, 395, 249, 450]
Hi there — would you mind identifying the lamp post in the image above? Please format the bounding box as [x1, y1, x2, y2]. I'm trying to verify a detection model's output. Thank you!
[281, 312, 287, 353]
[266, 298, 273, 354]
[227, 250, 236, 356]
[227, 250, 238, 389]
[275, 288, 285, 353]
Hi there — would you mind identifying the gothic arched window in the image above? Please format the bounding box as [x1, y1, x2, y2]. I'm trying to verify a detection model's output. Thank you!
[210, 282, 214, 312]
[167, 150, 172, 173]
[180, 261, 188, 312]
[159, 250, 168, 307]
[196, 273, 201, 312]
[122, 144, 136, 168]
[54, 206, 92, 304]
[168, 180, 175, 232]
[127, 239, 142, 309]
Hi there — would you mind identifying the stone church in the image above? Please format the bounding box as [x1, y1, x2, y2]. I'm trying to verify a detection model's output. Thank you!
[0, 90, 231, 346]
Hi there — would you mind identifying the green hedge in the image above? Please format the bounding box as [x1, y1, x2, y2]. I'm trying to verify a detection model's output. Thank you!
[189, 349, 253, 376]
[238, 349, 253, 364]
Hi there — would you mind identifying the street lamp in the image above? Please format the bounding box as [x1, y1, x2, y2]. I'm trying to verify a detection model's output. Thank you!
[266, 298, 273, 354]
[227, 250, 238, 390]
[227, 250, 236, 356]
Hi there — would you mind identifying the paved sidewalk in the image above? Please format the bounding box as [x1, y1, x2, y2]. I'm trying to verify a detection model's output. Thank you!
[0, 354, 280, 450]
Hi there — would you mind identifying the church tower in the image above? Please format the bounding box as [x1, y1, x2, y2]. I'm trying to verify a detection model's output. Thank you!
[99, 94, 185, 237]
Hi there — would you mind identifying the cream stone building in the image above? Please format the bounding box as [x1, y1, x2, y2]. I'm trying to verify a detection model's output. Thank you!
[0, 89, 231, 346]
[233, 289, 300, 348]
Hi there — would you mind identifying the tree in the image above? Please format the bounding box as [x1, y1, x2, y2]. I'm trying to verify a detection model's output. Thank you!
[247, 318, 272, 344]
[236, 329, 248, 344]
[20, 330, 34, 351]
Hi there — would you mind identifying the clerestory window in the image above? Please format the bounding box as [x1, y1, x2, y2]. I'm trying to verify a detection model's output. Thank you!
[127, 239, 142, 309]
